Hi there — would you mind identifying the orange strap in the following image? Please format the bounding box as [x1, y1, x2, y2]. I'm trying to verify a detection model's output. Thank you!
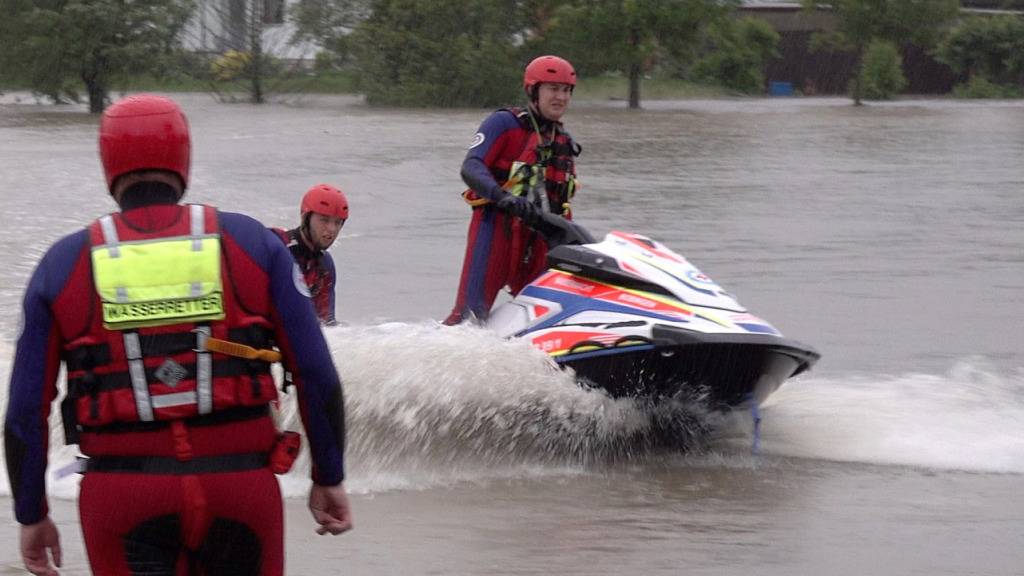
[462, 189, 492, 207]
[203, 336, 282, 363]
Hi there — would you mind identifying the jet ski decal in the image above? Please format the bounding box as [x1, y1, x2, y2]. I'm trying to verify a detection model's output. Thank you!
[530, 329, 652, 358]
[609, 231, 686, 264]
[519, 285, 697, 329]
[535, 271, 698, 319]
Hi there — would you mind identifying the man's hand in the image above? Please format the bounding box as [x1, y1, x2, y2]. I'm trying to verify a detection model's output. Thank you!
[495, 194, 540, 226]
[21, 517, 61, 576]
[308, 482, 353, 536]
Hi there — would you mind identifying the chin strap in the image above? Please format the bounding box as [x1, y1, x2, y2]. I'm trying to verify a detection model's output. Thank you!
[298, 219, 322, 253]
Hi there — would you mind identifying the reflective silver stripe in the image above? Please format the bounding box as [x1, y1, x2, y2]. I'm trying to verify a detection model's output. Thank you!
[123, 332, 154, 422]
[190, 204, 204, 251]
[194, 326, 213, 414]
[190, 282, 203, 297]
[99, 215, 121, 258]
[151, 391, 199, 409]
[100, 215, 127, 301]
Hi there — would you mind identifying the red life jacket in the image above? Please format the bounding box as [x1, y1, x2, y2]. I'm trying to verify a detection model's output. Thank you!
[273, 227, 333, 322]
[58, 205, 279, 435]
[467, 107, 580, 216]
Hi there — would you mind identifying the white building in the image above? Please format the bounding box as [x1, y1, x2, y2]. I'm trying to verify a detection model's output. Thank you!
[182, 0, 320, 62]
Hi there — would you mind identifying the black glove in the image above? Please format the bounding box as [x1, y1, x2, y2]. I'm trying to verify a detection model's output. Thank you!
[495, 194, 539, 225]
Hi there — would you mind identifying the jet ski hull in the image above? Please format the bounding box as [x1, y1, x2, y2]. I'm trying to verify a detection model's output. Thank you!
[558, 332, 818, 407]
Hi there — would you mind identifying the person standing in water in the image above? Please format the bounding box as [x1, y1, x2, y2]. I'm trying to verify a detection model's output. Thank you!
[445, 55, 582, 325]
[275, 184, 348, 325]
[5, 94, 352, 576]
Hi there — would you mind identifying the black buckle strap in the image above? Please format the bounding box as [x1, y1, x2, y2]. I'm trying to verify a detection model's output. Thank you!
[65, 327, 274, 373]
[80, 405, 270, 435]
[67, 357, 271, 394]
[85, 451, 268, 475]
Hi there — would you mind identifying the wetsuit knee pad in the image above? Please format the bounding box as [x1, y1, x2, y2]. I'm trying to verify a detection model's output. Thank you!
[194, 518, 262, 575]
[123, 515, 181, 576]
[123, 516, 262, 576]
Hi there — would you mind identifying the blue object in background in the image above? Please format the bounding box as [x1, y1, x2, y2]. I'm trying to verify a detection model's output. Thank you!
[768, 81, 794, 96]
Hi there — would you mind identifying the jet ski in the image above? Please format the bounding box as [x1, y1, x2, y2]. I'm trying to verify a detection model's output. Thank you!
[486, 214, 820, 410]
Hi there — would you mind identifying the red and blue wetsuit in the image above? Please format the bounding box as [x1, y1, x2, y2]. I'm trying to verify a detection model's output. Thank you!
[275, 227, 337, 325]
[5, 201, 346, 575]
[445, 107, 580, 325]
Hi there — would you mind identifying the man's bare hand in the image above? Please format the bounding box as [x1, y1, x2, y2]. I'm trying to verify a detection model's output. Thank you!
[21, 517, 61, 576]
[308, 482, 353, 536]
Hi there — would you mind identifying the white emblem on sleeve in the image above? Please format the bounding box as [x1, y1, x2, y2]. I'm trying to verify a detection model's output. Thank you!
[469, 132, 485, 149]
[292, 263, 311, 297]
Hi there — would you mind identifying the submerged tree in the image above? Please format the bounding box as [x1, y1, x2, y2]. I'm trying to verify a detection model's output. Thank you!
[0, 0, 194, 112]
[858, 38, 907, 99]
[801, 0, 958, 104]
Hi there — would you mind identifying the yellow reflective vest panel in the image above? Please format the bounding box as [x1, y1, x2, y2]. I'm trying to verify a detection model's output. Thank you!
[91, 204, 225, 330]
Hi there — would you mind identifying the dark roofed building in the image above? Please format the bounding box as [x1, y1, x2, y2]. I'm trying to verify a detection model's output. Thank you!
[736, 1, 1023, 94]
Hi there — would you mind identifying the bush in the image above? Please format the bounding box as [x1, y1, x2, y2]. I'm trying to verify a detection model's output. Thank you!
[935, 15, 1024, 89]
[693, 17, 780, 94]
[859, 39, 906, 100]
[952, 76, 1023, 99]
[210, 51, 252, 82]
[208, 50, 284, 85]
[313, 50, 340, 73]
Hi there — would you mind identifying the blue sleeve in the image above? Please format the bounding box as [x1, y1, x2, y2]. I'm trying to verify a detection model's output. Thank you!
[461, 158, 504, 202]
[5, 231, 87, 524]
[221, 213, 346, 485]
[461, 110, 521, 202]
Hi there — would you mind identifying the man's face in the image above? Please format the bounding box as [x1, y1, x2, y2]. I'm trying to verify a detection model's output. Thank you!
[308, 212, 345, 250]
[535, 83, 573, 121]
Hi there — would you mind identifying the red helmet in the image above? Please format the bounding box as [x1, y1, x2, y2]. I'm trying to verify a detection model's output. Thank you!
[523, 55, 577, 93]
[99, 94, 191, 192]
[301, 184, 349, 220]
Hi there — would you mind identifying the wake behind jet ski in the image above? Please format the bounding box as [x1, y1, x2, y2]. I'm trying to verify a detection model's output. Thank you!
[486, 214, 820, 410]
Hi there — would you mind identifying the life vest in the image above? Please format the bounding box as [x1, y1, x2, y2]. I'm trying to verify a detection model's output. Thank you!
[61, 204, 279, 436]
[273, 227, 333, 322]
[464, 108, 581, 217]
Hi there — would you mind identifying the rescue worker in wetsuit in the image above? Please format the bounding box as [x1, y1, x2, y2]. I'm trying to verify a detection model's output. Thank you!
[274, 184, 347, 325]
[4, 94, 352, 576]
[444, 55, 581, 325]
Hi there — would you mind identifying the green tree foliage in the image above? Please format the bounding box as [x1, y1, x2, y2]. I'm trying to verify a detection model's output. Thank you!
[292, 0, 748, 108]
[0, 0, 194, 112]
[539, 0, 731, 108]
[801, 0, 958, 103]
[693, 16, 780, 94]
[858, 38, 906, 99]
[290, 0, 371, 69]
[934, 15, 1024, 92]
[345, 0, 522, 107]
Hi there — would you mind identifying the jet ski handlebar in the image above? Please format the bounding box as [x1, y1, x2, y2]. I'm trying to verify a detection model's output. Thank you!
[533, 211, 597, 247]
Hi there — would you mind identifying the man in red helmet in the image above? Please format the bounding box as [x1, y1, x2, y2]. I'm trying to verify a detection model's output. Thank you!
[5, 94, 352, 576]
[444, 55, 582, 325]
[274, 184, 348, 325]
